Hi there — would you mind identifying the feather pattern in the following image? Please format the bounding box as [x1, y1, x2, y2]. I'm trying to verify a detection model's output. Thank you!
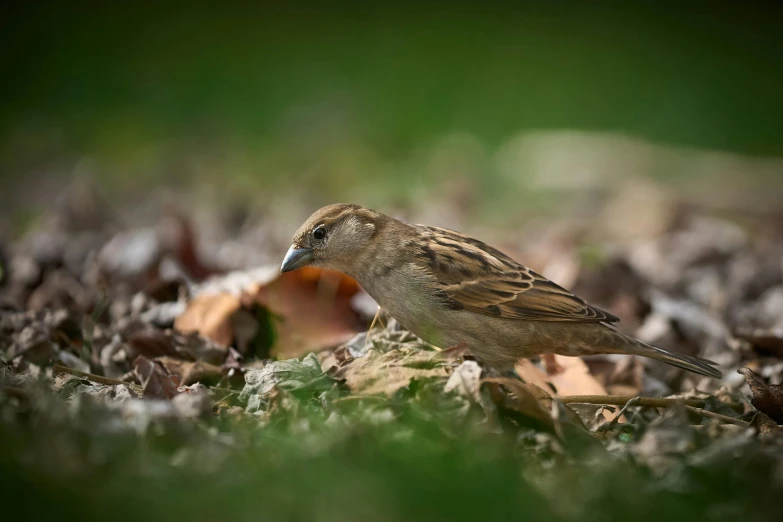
[416, 225, 619, 323]
[284, 204, 721, 378]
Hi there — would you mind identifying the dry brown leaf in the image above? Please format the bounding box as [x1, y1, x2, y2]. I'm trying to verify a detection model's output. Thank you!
[174, 332, 229, 365]
[159, 204, 217, 281]
[515, 356, 610, 396]
[174, 265, 364, 358]
[515, 355, 614, 422]
[734, 326, 783, 358]
[482, 377, 554, 426]
[174, 293, 242, 346]
[482, 377, 601, 450]
[738, 367, 783, 423]
[586, 356, 644, 396]
[133, 355, 180, 399]
[749, 412, 783, 438]
[340, 348, 447, 396]
[157, 356, 223, 386]
[553, 356, 627, 422]
[126, 327, 179, 360]
[514, 359, 556, 394]
[548, 355, 610, 397]
[250, 267, 363, 358]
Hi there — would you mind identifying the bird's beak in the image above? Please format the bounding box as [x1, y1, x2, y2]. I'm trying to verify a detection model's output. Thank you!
[280, 246, 313, 273]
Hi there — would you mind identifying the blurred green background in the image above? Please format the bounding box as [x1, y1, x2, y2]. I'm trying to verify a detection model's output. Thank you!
[2, 1, 782, 225]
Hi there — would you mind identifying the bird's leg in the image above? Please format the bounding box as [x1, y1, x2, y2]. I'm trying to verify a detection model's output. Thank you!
[370, 306, 389, 331]
[363, 306, 387, 351]
[542, 353, 565, 375]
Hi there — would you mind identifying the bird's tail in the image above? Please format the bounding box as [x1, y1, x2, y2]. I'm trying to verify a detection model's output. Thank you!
[615, 332, 722, 378]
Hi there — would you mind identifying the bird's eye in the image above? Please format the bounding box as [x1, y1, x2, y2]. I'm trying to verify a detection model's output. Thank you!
[312, 225, 327, 240]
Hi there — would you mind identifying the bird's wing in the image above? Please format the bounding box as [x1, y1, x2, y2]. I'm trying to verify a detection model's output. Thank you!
[415, 225, 618, 323]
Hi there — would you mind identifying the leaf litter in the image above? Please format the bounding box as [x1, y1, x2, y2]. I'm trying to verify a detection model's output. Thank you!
[1, 181, 783, 521]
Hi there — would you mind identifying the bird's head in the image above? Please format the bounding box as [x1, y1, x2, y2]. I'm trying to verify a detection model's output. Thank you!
[281, 204, 381, 274]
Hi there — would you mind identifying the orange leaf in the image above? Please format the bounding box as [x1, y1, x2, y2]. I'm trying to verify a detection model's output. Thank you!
[174, 266, 364, 359]
[174, 293, 242, 347]
[515, 355, 614, 422]
[548, 355, 609, 397]
[249, 268, 364, 358]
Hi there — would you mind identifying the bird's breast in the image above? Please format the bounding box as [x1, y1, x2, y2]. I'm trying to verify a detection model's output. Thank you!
[358, 262, 453, 347]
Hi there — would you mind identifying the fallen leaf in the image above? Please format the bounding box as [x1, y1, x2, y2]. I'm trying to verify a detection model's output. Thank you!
[482, 377, 554, 428]
[444, 360, 483, 403]
[9, 324, 57, 364]
[239, 353, 330, 400]
[174, 293, 242, 346]
[133, 356, 180, 399]
[340, 347, 448, 396]
[632, 406, 695, 475]
[126, 327, 180, 360]
[514, 360, 556, 394]
[158, 205, 217, 280]
[582, 356, 644, 397]
[157, 356, 223, 386]
[173, 332, 229, 365]
[749, 411, 783, 438]
[738, 367, 783, 423]
[515, 355, 612, 402]
[54, 374, 141, 401]
[175, 267, 364, 359]
[734, 326, 783, 358]
[548, 355, 610, 397]
[250, 267, 364, 358]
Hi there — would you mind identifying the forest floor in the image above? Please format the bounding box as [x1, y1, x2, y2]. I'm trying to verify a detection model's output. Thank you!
[2, 179, 783, 522]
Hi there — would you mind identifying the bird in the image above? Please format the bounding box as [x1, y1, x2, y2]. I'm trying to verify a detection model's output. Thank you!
[280, 204, 722, 378]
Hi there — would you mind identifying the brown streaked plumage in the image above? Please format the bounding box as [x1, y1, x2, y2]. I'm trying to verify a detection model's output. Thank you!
[281, 204, 721, 378]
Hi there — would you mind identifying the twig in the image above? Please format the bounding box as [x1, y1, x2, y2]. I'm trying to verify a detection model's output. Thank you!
[693, 424, 745, 433]
[53, 364, 142, 395]
[558, 394, 742, 412]
[683, 405, 749, 427]
[213, 391, 236, 404]
[600, 423, 745, 433]
[209, 386, 241, 395]
[600, 396, 643, 433]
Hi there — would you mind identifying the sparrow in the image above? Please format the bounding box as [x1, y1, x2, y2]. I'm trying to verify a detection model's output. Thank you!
[281, 204, 721, 378]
